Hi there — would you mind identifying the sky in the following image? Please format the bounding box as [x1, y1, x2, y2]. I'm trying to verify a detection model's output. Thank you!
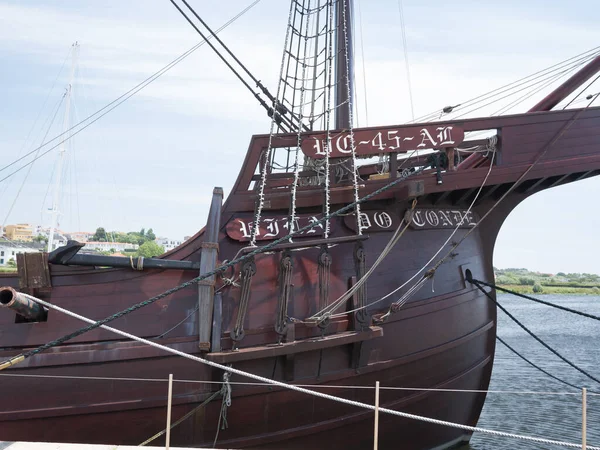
[0, 0, 599, 274]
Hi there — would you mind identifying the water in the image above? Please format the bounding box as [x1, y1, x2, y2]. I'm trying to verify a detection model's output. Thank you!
[465, 293, 600, 449]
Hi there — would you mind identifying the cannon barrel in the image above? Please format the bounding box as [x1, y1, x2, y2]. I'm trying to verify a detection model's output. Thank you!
[0, 287, 47, 321]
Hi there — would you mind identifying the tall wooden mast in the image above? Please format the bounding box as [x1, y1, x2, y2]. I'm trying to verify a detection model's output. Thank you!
[335, 0, 354, 130]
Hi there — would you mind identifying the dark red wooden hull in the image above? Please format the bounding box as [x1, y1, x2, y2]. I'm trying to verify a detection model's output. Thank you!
[1, 105, 600, 449]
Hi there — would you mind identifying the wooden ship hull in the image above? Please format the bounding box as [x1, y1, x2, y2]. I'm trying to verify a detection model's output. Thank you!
[1, 0, 600, 446]
[2, 93, 600, 448]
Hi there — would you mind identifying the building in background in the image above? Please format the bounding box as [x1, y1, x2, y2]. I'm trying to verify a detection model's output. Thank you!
[68, 231, 94, 242]
[4, 224, 34, 242]
[156, 237, 183, 252]
[83, 241, 139, 252]
[0, 239, 44, 266]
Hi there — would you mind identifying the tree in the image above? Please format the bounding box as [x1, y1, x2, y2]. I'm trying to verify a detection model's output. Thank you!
[92, 227, 107, 242]
[33, 234, 47, 243]
[519, 277, 535, 286]
[146, 228, 156, 241]
[6, 259, 17, 268]
[140, 228, 146, 237]
[532, 282, 543, 294]
[135, 241, 164, 258]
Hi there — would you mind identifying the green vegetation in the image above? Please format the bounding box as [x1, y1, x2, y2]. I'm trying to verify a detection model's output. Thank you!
[0, 260, 17, 273]
[91, 227, 157, 246]
[494, 267, 600, 295]
[135, 241, 165, 258]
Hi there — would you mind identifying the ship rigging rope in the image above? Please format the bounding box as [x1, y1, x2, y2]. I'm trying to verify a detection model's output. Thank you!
[489, 62, 585, 116]
[289, 0, 313, 239]
[5, 293, 600, 450]
[0, 160, 428, 372]
[341, 0, 363, 235]
[397, 0, 414, 121]
[2, 91, 66, 228]
[472, 278, 600, 322]
[0, 46, 70, 202]
[328, 91, 597, 322]
[318, 146, 496, 323]
[496, 336, 598, 394]
[305, 198, 417, 323]
[322, 0, 334, 237]
[0, 0, 263, 183]
[562, 73, 600, 110]
[139, 386, 224, 446]
[169, 0, 299, 133]
[250, 0, 296, 246]
[453, 57, 590, 119]
[410, 46, 600, 123]
[469, 277, 600, 386]
[372, 93, 600, 322]
[425, 95, 599, 275]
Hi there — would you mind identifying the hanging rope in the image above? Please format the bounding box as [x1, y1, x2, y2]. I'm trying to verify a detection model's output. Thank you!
[213, 371, 232, 447]
[496, 336, 596, 394]
[306, 197, 417, 324]
[317, 244, 332, 315]
[250, 1, 296, 246]
[140, 386, 224, 446]
[289, 0, 313, 240]
[472, 278, 600, 322]
[397, 0, 414, 121]
[275, 251, 294, 339]
[231, 258, 256, 346]
[322, 0, 335, 237]
[469, 276, 600, 386]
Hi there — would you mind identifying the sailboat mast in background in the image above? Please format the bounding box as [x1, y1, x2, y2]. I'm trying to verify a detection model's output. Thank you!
[47, 41, 79, 253]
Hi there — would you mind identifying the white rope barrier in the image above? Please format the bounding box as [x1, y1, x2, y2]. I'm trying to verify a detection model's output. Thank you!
[2, 372, 598, 396]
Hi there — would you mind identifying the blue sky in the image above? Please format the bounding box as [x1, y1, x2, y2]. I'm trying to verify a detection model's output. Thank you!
[0, 0, 599, 273]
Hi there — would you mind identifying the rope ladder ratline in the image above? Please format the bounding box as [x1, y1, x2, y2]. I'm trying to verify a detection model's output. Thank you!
[5, 291, 600, 450]
[250, 0, 296, 246]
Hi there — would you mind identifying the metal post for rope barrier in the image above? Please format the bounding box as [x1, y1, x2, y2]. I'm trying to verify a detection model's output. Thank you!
[374, 381, 380, 450]
[166, 373, 174, 450]
[583, 388, 587, 450]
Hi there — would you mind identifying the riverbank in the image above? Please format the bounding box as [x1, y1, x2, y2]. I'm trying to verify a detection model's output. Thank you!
[497, 284, 600, 295]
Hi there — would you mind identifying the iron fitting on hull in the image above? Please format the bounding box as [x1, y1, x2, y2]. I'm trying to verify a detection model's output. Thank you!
[0, 286, 47, 321]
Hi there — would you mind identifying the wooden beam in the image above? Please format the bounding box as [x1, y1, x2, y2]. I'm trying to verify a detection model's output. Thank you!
[431, 190, 452, 206]
[520, 177, 546, 194]
[572, 170, 597, 182]
[452, 188, 477, 206]
[198, 187, 223, 351]
[205, 326, 384, 364]
[545, 173, 572, 189]
[241, 234, 369, 253]
[477, 184, 502, 202]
